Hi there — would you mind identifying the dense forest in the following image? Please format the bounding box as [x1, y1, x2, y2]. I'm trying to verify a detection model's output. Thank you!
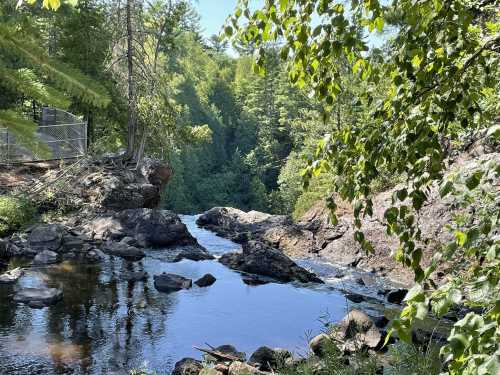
[0, 1, 498, 375]
[0, 0, 345, 217]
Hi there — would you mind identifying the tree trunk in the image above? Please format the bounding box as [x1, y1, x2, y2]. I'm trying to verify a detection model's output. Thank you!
[126, 0, 137, 159]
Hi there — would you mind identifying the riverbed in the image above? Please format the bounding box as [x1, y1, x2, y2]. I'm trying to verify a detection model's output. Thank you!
[0, 215, 390, 375]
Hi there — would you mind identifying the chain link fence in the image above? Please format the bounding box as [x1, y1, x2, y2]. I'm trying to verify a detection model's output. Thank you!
[0, 108, 87, 163]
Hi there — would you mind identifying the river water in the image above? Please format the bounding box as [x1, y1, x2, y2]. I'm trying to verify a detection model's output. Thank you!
[0, 215, 389, 375]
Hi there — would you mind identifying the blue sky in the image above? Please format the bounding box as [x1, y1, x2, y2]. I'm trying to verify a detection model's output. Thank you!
[193, 0, 386, 48]
[194, 0, 241, 39]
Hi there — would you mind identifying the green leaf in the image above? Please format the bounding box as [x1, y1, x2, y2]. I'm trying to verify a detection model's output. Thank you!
[439, 180, 453, 197]
[454, 231, 467, 246]
[465, 171, 482, 190]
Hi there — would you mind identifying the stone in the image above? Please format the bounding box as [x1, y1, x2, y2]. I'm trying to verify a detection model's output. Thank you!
[28, 224, 65, 252]
[248, 346, 281, 371]
[386, 288, 408, 304]
[102, 241, 145, 261]
[173, 246, 215, 262]
[228, 362, 267, 375]
[331, 310, 382, 352]
[14, 287, 63, 308]
[214, 364, 229, 374]
[120, 236, 137, 246]
[0, 267, 23, 284]
[154, 273, 192, 293]
[345, 293, 366, 303]
[61, 236, 85, 253]
[86, 249, 105, 263]
[172, 358, 203, 375]
[309, 333, 333, 356]
[212, 345, 246, 362]
[194, 274, 217, 287]
[122, 271, 148, 282]
[219, 240, 323, 284]
[33, 250, 59, 265]
[199, 369, 223, 375]
[373, 316, 389, 329]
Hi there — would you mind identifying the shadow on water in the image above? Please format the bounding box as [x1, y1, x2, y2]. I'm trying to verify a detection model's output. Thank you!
[0, 214, 388, 375]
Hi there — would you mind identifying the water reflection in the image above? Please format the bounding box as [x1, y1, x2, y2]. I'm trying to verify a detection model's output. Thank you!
[0, 215, 360, 375]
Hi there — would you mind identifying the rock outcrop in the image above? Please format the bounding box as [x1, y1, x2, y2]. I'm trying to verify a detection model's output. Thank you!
[219, 240, 323, 283]
[86, 208, 199, 248]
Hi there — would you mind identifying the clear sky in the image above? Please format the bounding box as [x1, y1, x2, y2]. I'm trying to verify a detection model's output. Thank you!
[194, 0, 240, 39]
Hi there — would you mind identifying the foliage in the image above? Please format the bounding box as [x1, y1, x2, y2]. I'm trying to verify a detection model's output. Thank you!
[226, 0, 499, 373]
[278, 340, 379, 375]
[0, 195, 35, 236]
[386, 341, 443, 375]
[0, 1, 110, 155]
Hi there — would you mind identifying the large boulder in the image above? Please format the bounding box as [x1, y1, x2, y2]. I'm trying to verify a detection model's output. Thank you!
[173, 246, 215, 262]
[154, 273, 192, 293]
[79, 159, 171, 210]
[13, 287, 63, 308]
[87, 209, 200, 248]
[219, 241, 323, 284]
[171, 358, 203, 375]
[331, 310, 382, 352]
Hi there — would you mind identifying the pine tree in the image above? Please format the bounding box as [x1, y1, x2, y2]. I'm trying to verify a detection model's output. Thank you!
[0, 1, 110, 155]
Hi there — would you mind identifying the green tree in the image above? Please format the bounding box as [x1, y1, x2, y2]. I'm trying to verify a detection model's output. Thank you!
[226, 1, 499, 373]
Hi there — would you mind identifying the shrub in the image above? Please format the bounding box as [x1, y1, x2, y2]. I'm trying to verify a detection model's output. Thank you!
[0, 194, 35, 237]
[386, 342, 442, 375]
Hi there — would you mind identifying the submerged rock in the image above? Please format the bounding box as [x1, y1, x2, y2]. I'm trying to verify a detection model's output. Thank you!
[173, 246, 215, 262]
[172, 358, 203, 375]
[122, 271, 148, 282]
[219, 241, 323, 284]
[154, 273, 192, 293]
[194, 274, 217, 287]
[0, 267, 23, 284]
[33, 250, 59, 265]
[13, 287, 63, 308]
[102, 241, 145, 261]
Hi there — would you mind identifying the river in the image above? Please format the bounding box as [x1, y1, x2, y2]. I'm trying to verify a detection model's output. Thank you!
[0, 215, 390, 375]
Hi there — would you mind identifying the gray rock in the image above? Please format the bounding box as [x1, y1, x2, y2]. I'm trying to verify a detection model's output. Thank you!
[0, 267, 23, 284]
[154, 273, 192, 293]
[122, 271, 148, 282]
[86, 249, 106, 263]
[33, 250, 59, 265]
[387, 288, 408, 304]
[212, 345, 246, 362]
[173, 246, 215, 262]
[102, 241, 145, 261]
[171, 358, 202, 375]
[194, 273, 216, 287]
[228, 362, 266, 375]
[14, 287, 63, 308]
[248, 346, 282, 371]
[199, 369, 223, 375]
[331, 309, 382, 352]
[219, 241, 323, 284]
[28, 224, 65, 252]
